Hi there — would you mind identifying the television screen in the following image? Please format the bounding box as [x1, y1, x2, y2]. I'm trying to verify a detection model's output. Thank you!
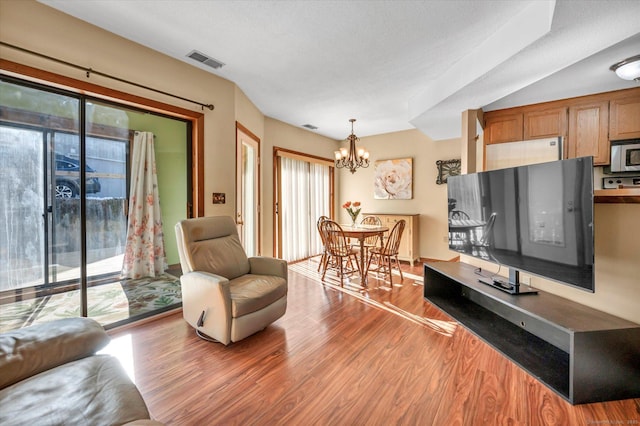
[447, 157, 594, 292]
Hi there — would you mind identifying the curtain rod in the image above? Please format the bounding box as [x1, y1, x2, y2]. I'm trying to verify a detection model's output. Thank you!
[0, 41, 215, 111]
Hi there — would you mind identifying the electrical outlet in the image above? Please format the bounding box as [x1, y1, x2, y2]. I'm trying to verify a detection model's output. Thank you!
[521, 275, 531, 285]
[442, 236, 448, 243]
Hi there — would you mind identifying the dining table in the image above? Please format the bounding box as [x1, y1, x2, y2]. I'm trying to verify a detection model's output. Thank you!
[339, 224, 388, 286]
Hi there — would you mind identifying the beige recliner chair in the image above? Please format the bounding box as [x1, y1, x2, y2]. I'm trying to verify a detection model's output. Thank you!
[175, 216, 288, 345]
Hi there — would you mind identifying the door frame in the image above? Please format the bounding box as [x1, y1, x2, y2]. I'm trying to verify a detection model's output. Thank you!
[272, 147, 335, 259]
[235, 122, 261, 255]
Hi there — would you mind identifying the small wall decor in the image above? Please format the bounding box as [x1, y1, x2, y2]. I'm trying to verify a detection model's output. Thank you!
[374, 158, 413, 199]
[212, 193, 226, 204]
[436, 159, 461, 185]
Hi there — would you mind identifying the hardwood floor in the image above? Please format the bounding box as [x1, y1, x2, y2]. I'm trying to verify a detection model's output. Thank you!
[108, 259, 640, 425]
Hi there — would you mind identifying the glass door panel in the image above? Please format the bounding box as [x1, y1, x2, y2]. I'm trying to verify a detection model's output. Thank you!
[85, 101, 185, 327]
[0, 126, 45, 289]
[0, 80, 81, 331]
[50, 131, 81, 285]
[84, 102, 131, 324]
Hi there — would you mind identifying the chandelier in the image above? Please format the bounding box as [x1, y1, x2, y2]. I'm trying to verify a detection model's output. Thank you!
[334, 119, 370, 174]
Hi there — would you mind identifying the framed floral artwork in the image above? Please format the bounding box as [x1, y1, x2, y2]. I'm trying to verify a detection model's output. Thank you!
[374, 158, 412, 199]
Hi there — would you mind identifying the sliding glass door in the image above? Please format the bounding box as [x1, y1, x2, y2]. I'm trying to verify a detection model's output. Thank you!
[0, 76, 187, 332]
[275, 150, 333, 262]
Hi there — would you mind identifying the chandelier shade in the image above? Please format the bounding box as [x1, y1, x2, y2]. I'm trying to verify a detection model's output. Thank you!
[334, 119, 369, 174]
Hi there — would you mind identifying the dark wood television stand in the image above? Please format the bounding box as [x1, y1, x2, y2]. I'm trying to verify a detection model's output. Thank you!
[423, 261, 640, 404]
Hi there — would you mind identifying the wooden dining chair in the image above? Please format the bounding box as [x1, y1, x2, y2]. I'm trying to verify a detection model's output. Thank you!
[353, 214, 382, 257]
[320, 219, 361, 286]
[367, 219, 405, 288]
[360, 214, 382, 231]
[316, 215, 330, 273]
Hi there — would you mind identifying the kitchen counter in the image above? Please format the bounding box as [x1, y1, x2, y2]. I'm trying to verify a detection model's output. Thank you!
[594, 188, 640, 203]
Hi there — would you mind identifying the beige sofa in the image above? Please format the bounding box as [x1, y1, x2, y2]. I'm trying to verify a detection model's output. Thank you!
[0, 317, 162, 426]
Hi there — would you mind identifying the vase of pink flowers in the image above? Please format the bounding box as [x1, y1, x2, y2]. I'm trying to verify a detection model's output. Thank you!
[343, 201, 361, 227]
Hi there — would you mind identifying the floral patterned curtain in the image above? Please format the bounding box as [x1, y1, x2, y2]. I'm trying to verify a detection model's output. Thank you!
[121, 131, 167, 279]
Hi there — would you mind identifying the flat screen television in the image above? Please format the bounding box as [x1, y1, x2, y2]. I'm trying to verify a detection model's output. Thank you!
[447, 156, 594, 294]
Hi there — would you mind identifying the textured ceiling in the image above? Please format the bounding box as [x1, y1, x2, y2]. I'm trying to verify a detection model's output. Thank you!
[39, 0, 640, 141]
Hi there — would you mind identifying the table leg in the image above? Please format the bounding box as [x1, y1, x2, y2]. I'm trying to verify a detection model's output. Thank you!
[360, 231, 384, 287]
[359, 236, 367, 286]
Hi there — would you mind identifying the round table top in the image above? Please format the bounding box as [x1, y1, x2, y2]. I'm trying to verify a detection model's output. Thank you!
[339, 224, 388, 237]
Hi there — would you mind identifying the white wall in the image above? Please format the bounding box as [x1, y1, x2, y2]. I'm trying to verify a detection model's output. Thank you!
[235, 86, 265, 141]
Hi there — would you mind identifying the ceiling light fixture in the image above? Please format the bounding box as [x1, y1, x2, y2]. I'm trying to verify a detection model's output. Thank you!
[334, 119, 369, 174]
[609, 55, 640, 81]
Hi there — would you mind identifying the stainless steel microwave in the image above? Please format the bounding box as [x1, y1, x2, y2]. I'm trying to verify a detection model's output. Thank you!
[611, 140, 640, 172]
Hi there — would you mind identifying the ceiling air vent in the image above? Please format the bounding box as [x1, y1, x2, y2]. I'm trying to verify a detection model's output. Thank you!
[302, 124, 318, 130]
[186, 50, 225, 69]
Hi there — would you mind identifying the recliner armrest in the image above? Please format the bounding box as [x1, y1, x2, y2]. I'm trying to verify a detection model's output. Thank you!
[180, 271, 233, 343]
[180, 271, 231, 305]
[248, 257, 288, 280]
[180, 270, 230, 288]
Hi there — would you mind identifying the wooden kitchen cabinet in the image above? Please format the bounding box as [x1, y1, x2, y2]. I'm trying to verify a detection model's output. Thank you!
[567, 100, 609, 165]
[485, 108, 567, 145]
[483, 88, 640, 200]
[484, 112, 523, 144]
[609, 96, 640, 140]
[365, 213, 420, 266]
[523, 107, 567, 140]
[484, 89, 639, 166]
